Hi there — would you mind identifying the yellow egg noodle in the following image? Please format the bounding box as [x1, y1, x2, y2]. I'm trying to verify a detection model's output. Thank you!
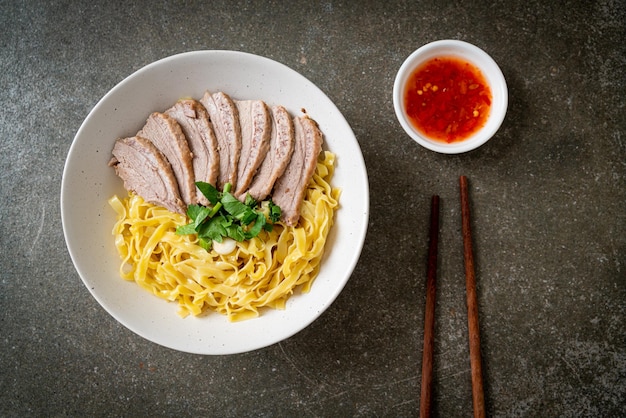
[109, 151, 339, 321]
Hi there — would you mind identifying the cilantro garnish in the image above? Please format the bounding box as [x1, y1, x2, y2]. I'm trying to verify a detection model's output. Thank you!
[175, 182, 281, 250]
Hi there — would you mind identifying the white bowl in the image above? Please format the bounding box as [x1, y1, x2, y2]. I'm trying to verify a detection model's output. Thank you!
[393, 40, 508, 154]
[61, 51, 369, 355]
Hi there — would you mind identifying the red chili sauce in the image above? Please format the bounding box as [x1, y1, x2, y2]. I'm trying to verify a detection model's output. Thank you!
[404, 57, 492, 143]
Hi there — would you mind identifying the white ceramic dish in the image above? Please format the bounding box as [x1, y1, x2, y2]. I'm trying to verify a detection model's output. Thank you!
[393, 39, 508, 154]
[61, 51, 369, 355]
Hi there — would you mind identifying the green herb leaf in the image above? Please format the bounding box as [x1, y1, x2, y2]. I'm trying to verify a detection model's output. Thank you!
[198, 237, 212, 250]
[244, 194, 257, 207]
[198, 214, 228, 242]
[191, 205, 212, 228]
[268, 200, 281, 223]
[225, 224, 246, 242]
[222, 192, 256, 224]
[176, 223, 197, 235]
[196, 181, 220, 205]
[244, 213, 267, 239]
[186, 204, 203, 220]
[176, 204, 212, 235]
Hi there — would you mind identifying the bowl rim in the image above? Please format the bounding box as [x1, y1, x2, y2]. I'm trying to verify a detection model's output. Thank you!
[393, 39, 508, 154]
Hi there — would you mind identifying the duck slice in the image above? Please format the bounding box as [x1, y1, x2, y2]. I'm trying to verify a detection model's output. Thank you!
[272, 115, 323, 226]
[137, 112, 196, 206]
[233, 100, 271, 199]
[246, 105, 295, 202]
[165, 99, 220, 205]
[109, 136, 186, 214]
[200, 91, 242, 190]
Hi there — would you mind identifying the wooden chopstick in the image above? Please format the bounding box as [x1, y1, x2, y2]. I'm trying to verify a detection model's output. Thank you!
[419, 195, 440, 418]
[459, 175, 486, 418]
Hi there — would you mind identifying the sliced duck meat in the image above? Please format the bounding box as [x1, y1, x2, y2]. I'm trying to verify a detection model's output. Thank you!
[165, 99, 220, 205]
[109, 136, 186, 214]
[272, 115, 324, 226]
[246, 105, 295, 202]
[233, 100, 271, 199]
[200, 91, 242, 190]
[137, 112, 196, 206]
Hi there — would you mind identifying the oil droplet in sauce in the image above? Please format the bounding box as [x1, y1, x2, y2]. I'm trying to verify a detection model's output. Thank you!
[404, 57, 492, 143]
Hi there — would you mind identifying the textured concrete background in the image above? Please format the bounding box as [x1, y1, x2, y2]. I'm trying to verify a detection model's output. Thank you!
[1, 0, 624, 416]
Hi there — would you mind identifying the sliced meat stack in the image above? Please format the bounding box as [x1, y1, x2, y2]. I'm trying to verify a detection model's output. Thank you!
[110, 91, 325, 226]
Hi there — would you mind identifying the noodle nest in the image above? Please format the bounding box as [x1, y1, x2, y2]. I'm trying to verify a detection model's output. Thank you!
[109, 151, 339, 321]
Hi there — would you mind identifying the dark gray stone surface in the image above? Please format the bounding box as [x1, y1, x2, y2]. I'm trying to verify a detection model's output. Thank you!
[1, 0, 624, 416]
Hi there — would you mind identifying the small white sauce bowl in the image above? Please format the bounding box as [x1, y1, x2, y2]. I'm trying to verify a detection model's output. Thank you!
[393, 39, 508, 154]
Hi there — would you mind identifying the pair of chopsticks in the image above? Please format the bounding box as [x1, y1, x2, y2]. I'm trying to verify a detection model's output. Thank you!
[419, 175, 485, 418]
